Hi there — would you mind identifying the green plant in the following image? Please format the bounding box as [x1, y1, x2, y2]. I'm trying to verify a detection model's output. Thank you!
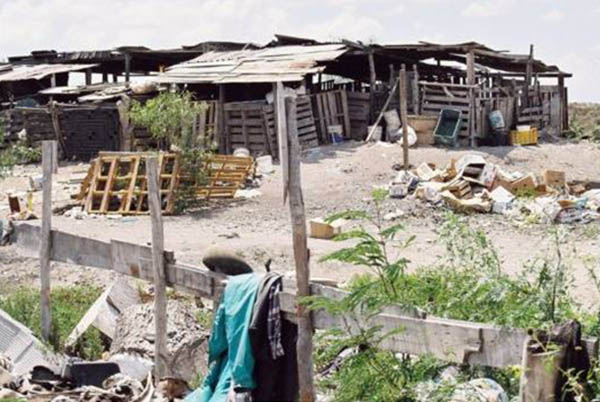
[129, 91, 213, 213]
[0, 286, 105, 360]
[306, 193, 592, 401]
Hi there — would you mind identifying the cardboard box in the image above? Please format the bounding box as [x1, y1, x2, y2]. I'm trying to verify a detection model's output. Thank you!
[543, 170, 566, 189]
[309, 218, 345, 239]
[511, 174, 536, 193]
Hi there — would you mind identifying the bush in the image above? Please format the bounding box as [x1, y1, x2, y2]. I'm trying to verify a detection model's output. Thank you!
[307, 191, 599, 401]
[0, 286, 105, 360]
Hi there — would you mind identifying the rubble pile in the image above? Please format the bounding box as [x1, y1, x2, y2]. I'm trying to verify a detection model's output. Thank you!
[388, 154, 600, 224]
[109, 302, 209, 383]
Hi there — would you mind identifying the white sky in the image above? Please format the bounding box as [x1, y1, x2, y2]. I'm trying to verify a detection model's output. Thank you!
[1, 0, 598, 101]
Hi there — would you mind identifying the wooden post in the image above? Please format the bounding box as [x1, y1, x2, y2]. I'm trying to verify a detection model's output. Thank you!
[85, 69, 92, 86]
[217, 85, 226, 154]
[275, 82, 289, 202]
[285, 97, 314, 402]
[40, 141, 55, 341]
[116, 95, 133, 152]
[558, 74, 566, 131]
[466, 50, 475, 86]
[524, 44, 534, 109]
[50, 74, 56, 88]
[412, 64, 420, 114]
[124, 53, 131, 83]
[147, 157, 169, 382]
[368, 50, 377, 122]
[399, 66, 409, 170]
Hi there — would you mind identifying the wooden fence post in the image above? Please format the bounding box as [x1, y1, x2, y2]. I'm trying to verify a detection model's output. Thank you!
[40, 140, 55, 341]
[399, 65, 409, 170]
[275, 82, 289, 203]
[285, 97, 315, 402]
[147, 157, 169, 382]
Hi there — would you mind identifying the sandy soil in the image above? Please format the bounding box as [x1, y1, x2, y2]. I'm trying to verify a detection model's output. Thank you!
[1, 140, 600, 307]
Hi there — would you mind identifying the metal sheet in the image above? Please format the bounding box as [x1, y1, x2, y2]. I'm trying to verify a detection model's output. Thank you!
[0, 63, 98, 82]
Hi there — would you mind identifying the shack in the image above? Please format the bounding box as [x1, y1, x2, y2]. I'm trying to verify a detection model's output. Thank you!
[0, 35, 571, 160]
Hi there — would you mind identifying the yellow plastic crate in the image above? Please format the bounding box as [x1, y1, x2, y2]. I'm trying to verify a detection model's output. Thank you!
[510, 128, 538, 145]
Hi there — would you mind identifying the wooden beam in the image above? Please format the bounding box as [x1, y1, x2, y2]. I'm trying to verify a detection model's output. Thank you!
[558, 75, 566, 131]
[217, 85, 226, 154]
[85, 69, 92, 86]
[368, 51, 377, 122]
[40, 141, 54, 341]
[523, 45, 534, 109]
[275, 82, 289, 203]
[147, 157, 169, 381]
[124, 54, 131, 83]
[399, 65, 409, 170]
[466, 50, 475, 86]
[285, 97, 315, 402]
[412, 64, 420, 114]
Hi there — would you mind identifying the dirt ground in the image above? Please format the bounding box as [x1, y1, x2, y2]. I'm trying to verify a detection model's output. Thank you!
[1, 140, 600, 308]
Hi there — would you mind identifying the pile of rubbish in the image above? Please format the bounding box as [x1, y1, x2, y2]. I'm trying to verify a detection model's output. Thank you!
[0, 280, 209, 401]
[388, 154, 600, 224]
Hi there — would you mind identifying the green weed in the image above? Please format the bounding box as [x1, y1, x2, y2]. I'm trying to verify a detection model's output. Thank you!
[0, 285, 105, 360]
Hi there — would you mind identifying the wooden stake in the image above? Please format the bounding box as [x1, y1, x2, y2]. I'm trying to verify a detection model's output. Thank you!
[285, 97, 314, 402]
[147, 157, 169, 382]
[399, 66, 409, 170]
[275, 82, 289, 203]
[40, 140, 55, 341]
[368, 50, 377, 122]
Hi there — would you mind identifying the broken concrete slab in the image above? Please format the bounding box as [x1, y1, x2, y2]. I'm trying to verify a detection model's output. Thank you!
[0, 308, 64, 376]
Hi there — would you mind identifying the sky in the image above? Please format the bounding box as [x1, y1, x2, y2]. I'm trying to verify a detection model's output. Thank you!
[0, 0, 598, 101]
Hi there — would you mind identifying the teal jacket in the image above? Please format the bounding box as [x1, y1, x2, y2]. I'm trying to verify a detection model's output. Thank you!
[186, 273, 263, 402]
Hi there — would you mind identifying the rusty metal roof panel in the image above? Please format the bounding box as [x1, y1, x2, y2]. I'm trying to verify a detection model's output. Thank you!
[0, 63, 98, 82]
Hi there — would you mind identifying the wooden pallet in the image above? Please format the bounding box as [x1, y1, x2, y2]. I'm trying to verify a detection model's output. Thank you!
[263, 95, 319, 159]
[84, 152, 179, 215]
[224, 101, 271, 156]
[310, 90, 351, 143]
[195, 155, 255, 199]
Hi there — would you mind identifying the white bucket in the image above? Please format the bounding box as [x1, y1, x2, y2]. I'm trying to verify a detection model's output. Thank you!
[256, 155, 274, 174]
[233, 148, 250, 157]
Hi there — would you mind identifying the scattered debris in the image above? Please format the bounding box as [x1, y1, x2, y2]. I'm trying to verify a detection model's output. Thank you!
[389, 153, 600, 223]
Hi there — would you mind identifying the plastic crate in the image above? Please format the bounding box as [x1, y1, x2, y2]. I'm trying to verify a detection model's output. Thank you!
[510, 127, 538, 145]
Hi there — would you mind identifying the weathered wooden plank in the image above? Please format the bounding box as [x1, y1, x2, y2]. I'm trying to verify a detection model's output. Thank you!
[40, 141, 54, 341]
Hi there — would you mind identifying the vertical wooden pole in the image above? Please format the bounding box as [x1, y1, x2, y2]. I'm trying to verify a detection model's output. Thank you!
[467, 51, 476, 146]
[412, 64, 420, 114]
[52, 141, 58, 173]
[368, 50, 377, 122]
[524, 44, 534, 109]
[124, 53, 131, 83]
[40, 140, 55, 342]
[285, 97, 314, 402]
[50, 74, 56, 88]
[217, 85, 226, 154]
[85, 69, 92, 86]
[147, 157, 169, 382]
[558, 74, 566, 131]
[275, 82, 289, 202]
[399, 66, 409, 170]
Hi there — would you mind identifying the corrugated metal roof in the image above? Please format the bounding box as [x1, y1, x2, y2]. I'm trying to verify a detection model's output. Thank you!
[0, 63, 98, 82]
[156, 44, 348, 84]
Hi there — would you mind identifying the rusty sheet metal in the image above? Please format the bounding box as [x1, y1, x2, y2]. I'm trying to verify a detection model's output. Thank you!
[0, 63, 98, 82]
[156, 44, 347, 84]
